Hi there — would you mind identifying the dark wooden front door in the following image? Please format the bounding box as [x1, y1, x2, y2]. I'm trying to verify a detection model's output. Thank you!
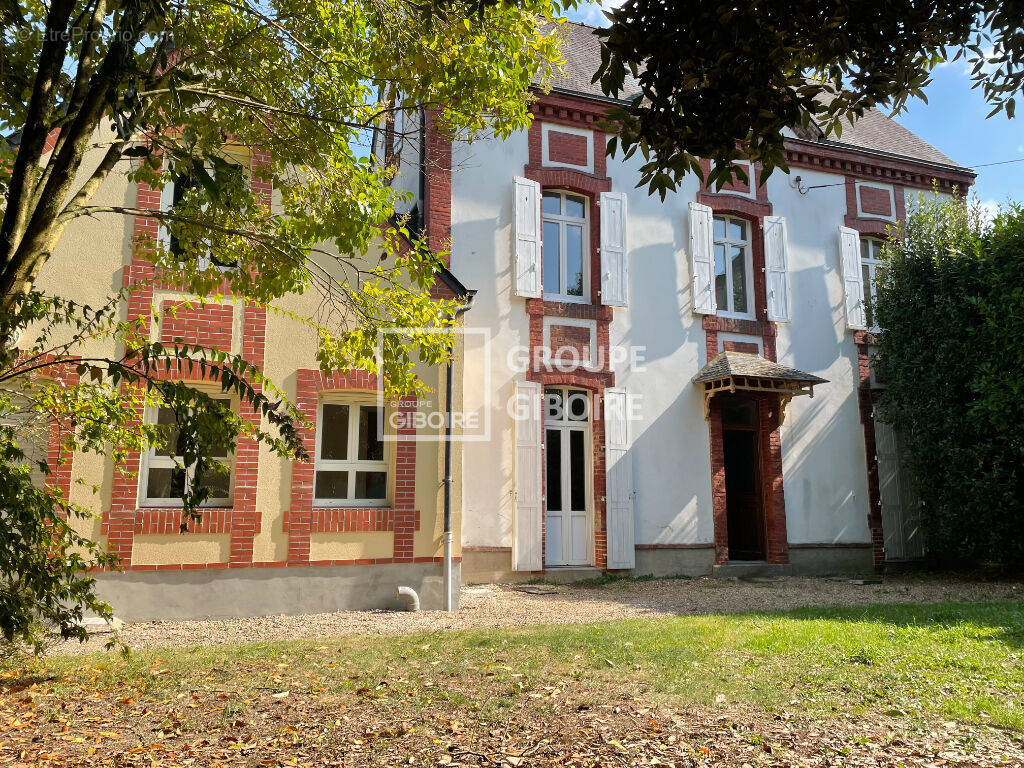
[723, 418, 766, 561]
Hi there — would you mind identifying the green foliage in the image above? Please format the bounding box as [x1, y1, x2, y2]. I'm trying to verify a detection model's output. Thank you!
[874, 195, 1024, 570]
[594, 0, 1022, 196]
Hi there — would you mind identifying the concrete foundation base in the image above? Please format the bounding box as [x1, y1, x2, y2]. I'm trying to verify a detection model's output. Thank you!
[95, 562, 460, 621]
[712, 561, 793, 579]
[463, 544, 872, 583]
[787, 545, 874, 576]
[633, 546, 716, 577]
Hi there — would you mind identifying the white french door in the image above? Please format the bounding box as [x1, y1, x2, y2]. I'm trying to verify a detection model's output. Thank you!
[544, 388, 591, 566]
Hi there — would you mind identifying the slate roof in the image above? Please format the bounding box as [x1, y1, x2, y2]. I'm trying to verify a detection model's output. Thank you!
[691, 352, 828, 385]
[544, 21, 964, 170]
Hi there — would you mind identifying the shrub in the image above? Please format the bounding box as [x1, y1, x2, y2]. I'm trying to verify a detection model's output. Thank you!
[874, 195, 1024, 570]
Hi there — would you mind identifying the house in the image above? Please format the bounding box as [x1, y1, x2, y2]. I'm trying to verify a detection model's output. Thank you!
[32, 22, 973, 618]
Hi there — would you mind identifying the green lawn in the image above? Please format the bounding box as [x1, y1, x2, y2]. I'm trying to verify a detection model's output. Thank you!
[10, 600, 1024, 730]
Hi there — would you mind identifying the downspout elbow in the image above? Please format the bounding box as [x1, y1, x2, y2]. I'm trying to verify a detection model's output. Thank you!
[396, 585, 420, 612]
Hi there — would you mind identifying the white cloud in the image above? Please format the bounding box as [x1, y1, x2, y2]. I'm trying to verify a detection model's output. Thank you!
[571, 0, 622, 26]
[978, 198, 1001, 224]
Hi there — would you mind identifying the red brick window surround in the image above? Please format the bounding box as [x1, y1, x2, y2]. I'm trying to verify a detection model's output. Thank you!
[286, 369, 419, 566]
[844, 177, 906, 236]
[103, 147, 272, 571]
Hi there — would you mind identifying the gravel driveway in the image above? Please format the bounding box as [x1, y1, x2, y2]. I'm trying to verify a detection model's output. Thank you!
[51, 574, 1021, 656]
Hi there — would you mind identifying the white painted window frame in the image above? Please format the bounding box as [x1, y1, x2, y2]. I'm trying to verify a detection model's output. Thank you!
[542, 190, 591, 304]
[860, 236, 885, 332]
[313, 395, 390, 507]
[541, 123, 594, 173]
[139, 394, 235, 508]
[713, 214, 756, 320]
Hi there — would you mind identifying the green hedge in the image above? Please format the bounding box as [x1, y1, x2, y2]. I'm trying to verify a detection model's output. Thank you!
[874, 195, 1024, 570]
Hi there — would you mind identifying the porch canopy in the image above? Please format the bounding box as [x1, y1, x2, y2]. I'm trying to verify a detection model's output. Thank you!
[692, 351, 827, 422]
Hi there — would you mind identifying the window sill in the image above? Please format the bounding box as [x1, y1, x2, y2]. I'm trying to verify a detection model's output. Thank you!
[311, 502, 391, 509]
[543, 294, 590, 305]
[137, 501, 234, 509]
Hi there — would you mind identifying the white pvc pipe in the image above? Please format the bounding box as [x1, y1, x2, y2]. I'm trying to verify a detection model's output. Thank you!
[396, 585, 420, 612]
[442, 531, 454, 612]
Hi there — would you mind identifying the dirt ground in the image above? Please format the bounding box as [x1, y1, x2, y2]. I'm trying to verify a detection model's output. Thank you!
[51, 573, 1022, 655]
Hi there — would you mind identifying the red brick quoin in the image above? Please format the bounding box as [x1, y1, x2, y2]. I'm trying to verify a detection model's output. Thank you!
[286, 369, 420, 567]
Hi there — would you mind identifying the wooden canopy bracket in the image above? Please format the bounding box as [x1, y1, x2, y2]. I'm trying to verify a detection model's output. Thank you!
[699, 377, 816, 421]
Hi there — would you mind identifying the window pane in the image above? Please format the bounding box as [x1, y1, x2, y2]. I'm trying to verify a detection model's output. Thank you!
[564, 195, 585, 218]
[731, 245, 748, 314]
[314, 470, 349, 500]
[147, 466, 187, 499]
[862, 263, 874, 327]
[545, 429, 562, 511]
[354, 471, 387, 500]
[155, 407, 180, 457]
[320, 404, 349, 460]
[565, 224, 584, 296]
[566, 390, 589, 421]
[714, 244, 728, 310]
[569, 429, 586, 511]
[860, 238, 870, 261]
[543, 221, 561, 295]
[545, 390, 563, 422]
[357, 406, 384, 461]
[728, 218, 746, 242]
[197, 464, 231, 499]
[713, 216, 726, 240]
[208, 399, 232, 458]
[542, 191, 561, 215]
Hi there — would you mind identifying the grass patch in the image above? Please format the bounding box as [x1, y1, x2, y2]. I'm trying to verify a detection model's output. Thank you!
[8, 600, 1024, 731]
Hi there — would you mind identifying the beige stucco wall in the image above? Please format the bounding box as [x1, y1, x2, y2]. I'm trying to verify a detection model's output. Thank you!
[24, 139, 455, 569]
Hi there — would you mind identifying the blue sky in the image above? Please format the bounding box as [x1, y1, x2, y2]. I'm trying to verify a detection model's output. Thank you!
[567, 4, 1024, 212]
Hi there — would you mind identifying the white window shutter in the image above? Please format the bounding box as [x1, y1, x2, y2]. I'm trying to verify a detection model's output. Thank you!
[513, 379, 543, 571]
[599, 191, 628, 307]
[513, 177, 542, 298]
[689, 201, 716, 315]
[604, 387, 635, 570]
[839, 226, 867, 330]
[763, 215, 791, 322]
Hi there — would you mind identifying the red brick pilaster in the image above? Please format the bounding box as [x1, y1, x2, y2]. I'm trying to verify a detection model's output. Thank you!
[854, 332, 886, 570]
[709, 398, 728, 564]
[760, 395, 789, 564]
[424, 110, 452, 264]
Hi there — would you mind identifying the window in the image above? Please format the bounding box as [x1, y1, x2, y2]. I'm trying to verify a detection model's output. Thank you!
[159, 164, 242, 269]
[542, 191, 588, 302]
[314, 400, 388, 505]
[544, 387, 591, 424]
[713, 215, 753, 318]
[860, 237, 886, 329]
[141, 398, 234, 506]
